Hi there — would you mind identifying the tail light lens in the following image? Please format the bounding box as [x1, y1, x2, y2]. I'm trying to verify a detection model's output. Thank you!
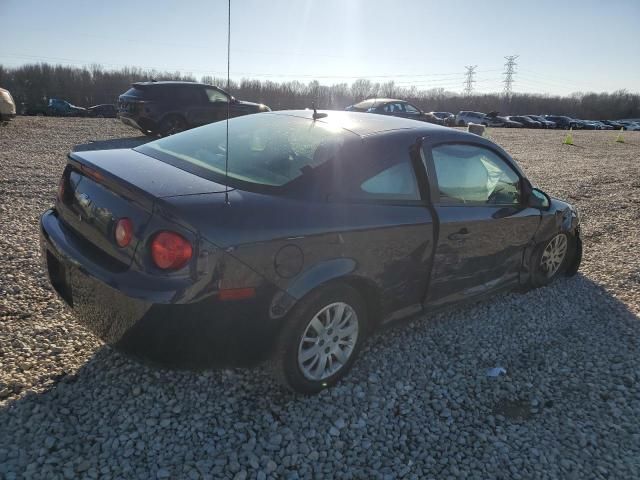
[151, 231, 193, 270]
[115, 218, 133, 248]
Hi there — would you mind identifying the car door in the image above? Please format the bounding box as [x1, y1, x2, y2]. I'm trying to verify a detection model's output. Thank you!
[330, 136, 435, 317]
[401, 102, 423, 121]
[421, 141, 541, 308]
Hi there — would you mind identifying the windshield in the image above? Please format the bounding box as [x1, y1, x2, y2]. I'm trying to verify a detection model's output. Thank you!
[137, 113, 347, 188]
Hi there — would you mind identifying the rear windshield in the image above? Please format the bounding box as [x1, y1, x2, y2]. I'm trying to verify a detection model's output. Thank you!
[137, 113, 347, 189]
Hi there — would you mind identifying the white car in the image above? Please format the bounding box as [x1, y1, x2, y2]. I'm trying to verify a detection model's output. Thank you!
[0, 88, 16, 123]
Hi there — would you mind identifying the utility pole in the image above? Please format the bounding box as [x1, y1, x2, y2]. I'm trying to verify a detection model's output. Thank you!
[463, 65, 477, 96]
[503, 55, 519, 98]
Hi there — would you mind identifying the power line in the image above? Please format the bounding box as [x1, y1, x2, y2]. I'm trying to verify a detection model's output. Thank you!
[503, 55, 519, 98]
[464, 65, 477, 96]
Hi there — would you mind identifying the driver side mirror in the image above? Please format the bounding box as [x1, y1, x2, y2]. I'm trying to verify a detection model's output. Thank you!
[528, 187, 551, 210]
[230, 96, 238, 104]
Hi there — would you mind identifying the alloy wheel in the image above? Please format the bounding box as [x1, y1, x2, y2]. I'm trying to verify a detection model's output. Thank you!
[297, 302, 358, 381]
[540, 233, 568, 278]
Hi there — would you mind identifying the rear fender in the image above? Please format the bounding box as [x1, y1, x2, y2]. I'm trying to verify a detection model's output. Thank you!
[269, 258, 358, 319]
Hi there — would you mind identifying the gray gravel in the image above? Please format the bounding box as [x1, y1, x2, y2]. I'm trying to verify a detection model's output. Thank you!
[1, 117, 639, 479]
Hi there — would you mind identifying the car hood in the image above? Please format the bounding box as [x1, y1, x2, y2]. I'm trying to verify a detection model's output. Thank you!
[236, 100, 267, 110]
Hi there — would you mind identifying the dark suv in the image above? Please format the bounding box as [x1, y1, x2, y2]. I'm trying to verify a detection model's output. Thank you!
[118, 81, 271, 136]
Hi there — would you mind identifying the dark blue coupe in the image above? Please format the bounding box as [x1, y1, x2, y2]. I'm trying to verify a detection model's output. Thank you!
[40, 111, 582, 393]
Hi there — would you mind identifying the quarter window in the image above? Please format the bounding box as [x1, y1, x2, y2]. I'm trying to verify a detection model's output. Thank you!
[430, 144, 521, 205]
[359, 161, 419, 200]
[404, 103, 420, 114]
[205, 88, 229, 103]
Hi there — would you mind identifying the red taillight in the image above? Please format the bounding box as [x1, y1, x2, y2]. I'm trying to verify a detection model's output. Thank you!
[115, 218, 133, 248]
[151, 231, 193, 270]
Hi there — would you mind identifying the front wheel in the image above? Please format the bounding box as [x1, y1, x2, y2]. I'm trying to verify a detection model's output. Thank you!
[530, 233, 573, 287]
[270, 283, 367, 394]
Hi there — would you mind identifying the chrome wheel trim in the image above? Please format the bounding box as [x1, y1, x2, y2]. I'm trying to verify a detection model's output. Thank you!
[540, 233, 568, 278]
[297, 302, 359, 381]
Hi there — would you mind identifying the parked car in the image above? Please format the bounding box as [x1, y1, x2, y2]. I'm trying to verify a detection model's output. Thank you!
[87, 104, 118, 118]
[0, 88, 16, 123]
[573, 119, 600, 130]
[501, 117, 524, 128]
[48, 98, 87, 117]
[23, 103, 49, 116]
[455, 111, 487, 126]
[40, 110, 582, 394]
[507, 116, 542, 128]
[485, 113, 523, 128]
[118, 81, 270, 137]
[589, 120, 613, 130]
[430, 111, 455, 126]
[544, 115, 578, 129]
[619, 120, 640, 131]
[525, 115, 556, 128]
[345, 99, 443, 124]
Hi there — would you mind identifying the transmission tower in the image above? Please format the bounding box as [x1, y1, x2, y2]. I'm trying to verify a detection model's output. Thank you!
[463, 65, 477, 96]
[502, 55, 519, 98]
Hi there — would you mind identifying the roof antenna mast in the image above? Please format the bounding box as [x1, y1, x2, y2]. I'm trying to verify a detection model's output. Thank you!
[224, 0, 231, 205]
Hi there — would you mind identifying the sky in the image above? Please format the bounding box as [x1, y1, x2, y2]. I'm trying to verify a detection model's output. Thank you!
[1, 0, 639, 96]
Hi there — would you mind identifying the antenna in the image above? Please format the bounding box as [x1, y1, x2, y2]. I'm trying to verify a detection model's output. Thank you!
[503, 55, 519, 99]
[311, 101, 327, 120]
[224, 0, 231, 205]
[463, 65, 477, 96]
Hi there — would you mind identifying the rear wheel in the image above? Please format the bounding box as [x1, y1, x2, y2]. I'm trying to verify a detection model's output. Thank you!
[159, 114, 187, 136]
[271, 283, 367, 394]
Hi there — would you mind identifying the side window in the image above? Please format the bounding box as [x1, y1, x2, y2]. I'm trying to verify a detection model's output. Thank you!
[404, 103, 420, 114]
[359, 161, 420, 201]
[430, 144, 521, 205]
[383, 103, 405, 113]
[205, 88, 229, 103]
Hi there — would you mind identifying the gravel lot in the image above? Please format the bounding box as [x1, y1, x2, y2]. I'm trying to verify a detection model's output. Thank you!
[1, 117, 639, 479]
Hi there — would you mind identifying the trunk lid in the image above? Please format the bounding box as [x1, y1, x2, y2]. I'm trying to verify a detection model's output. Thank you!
[57, 149, 228, 267]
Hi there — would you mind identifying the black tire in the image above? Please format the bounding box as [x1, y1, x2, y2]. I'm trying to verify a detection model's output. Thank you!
[530, 232, 576, 288]
[159, 114, 187, 137]
[270, 283, 368, 394]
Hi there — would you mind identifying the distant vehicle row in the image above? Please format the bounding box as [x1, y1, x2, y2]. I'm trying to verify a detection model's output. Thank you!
[7, 85, 640, 133]
[22, 98, 117, 118]
[454, 111, 640, 130]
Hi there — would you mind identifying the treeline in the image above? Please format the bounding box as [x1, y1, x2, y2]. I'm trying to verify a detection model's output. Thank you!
[1, 63, 639, 119]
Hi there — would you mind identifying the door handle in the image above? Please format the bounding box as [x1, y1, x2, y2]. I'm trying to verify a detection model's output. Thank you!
[448, 228, 470, 241]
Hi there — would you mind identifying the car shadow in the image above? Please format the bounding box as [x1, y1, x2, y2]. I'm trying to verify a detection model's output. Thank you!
[1, 274, 638, 476]
[73, 136, 152, 152]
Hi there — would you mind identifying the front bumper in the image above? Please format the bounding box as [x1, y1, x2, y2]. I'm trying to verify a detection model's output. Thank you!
[40, 209, 281, 367]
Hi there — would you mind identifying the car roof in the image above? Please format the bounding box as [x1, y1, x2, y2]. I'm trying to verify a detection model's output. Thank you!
[132, 81, 214, 88]
[353, 98, 407, 106]
[269, 110, 455, 137]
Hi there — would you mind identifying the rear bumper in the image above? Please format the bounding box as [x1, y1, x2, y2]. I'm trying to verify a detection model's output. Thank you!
[40, 209, 282, 367]
[0, 112, 15, 121]
[119, 113, 157, 132]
